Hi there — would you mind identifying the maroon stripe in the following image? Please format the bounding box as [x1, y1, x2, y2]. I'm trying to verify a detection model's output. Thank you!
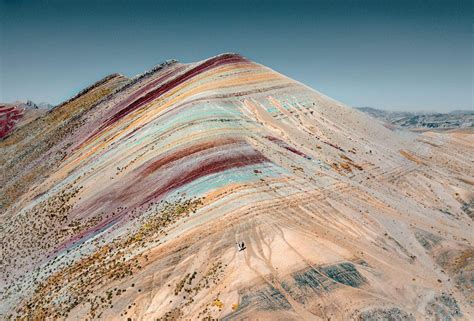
[110, 65, 187, 119]
[142, 149, 268, 204]
[83, 54, 247, 144]
[265, 136, 309, 158]
[140, 138, 243, 176]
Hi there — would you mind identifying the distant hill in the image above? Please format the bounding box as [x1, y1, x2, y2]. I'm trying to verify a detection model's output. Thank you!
[0, 100, 55, 139]
[356, 106, 473, 130]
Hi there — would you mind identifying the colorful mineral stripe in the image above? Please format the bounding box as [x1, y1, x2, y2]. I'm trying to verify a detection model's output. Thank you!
[0, 105, 23, 139]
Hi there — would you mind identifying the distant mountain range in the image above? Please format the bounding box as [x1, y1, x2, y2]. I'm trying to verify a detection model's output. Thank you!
[21, 99, 54, 110]
[356, 107, 473, 130]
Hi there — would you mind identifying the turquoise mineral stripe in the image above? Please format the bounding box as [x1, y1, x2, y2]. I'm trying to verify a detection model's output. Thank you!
[126, 102, 245, 137]
[133, 122, 251, 148]
[111, 117, 250, 153]
[170, 162, 289, 199]
[265, 106, 279, 114]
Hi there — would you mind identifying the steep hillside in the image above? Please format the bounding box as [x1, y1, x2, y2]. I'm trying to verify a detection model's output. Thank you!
[1, 54, 472, 320]
[0, 74, 129, 214]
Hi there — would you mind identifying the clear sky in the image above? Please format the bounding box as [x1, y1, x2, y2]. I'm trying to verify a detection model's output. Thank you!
[1, 0, 472, 112]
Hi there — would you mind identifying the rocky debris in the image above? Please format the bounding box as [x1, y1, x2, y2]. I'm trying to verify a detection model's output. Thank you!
[414, 229, 443, 250]
[356, 307, 415, 321]
[461, 200, 474, 219]
[425, 292, 463, 320]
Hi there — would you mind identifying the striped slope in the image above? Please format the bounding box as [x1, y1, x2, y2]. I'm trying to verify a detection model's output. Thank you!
[1, 54, 473, 320]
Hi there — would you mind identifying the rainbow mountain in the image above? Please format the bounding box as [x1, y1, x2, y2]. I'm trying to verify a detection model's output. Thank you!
[0, 53, 473, 320]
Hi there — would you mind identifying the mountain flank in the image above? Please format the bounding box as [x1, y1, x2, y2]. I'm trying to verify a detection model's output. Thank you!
[1, 53, 472, 320]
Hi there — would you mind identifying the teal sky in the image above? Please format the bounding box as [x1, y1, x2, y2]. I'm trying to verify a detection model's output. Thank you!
[1, 0, 472, 112]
